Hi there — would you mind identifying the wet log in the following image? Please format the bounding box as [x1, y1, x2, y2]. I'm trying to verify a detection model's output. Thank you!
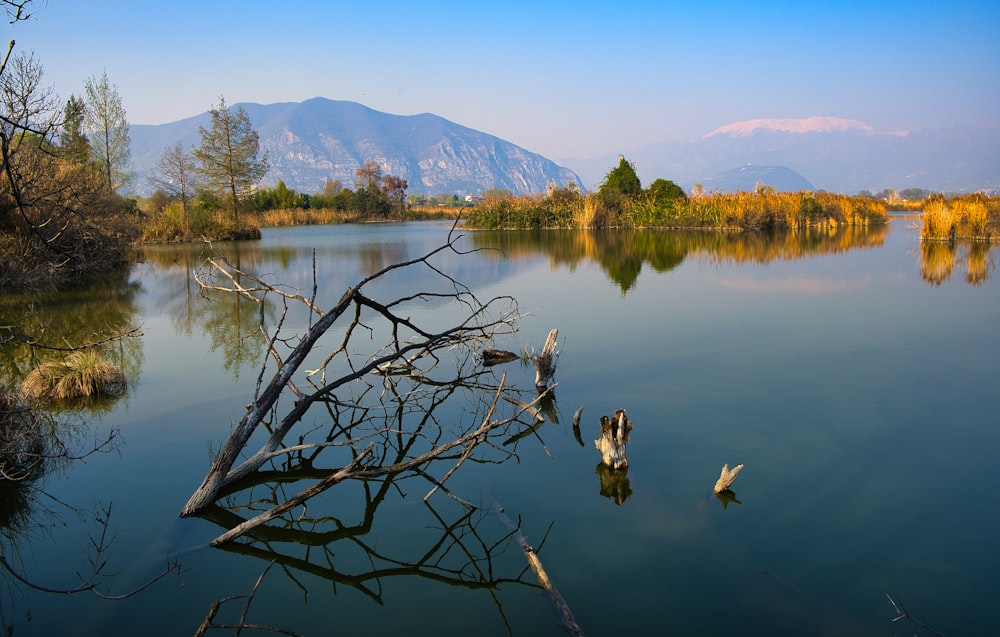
[594, 409, 632, 470]
[713, 463, 744, 494]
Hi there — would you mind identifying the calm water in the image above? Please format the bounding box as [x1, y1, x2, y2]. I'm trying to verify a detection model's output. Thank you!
[1, 218, 997, 636]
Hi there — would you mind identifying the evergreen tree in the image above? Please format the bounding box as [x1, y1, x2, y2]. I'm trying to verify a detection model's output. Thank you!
[60, 95, 90, 165]
[600, 155, 642, 199]
[194, 96, 268, 221]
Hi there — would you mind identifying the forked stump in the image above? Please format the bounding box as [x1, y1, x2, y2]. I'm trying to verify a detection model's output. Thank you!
[594, 409, 632, 470]
[713, 463, 744, 494]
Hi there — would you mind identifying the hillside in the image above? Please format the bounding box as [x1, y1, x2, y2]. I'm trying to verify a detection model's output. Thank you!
[130, 97, 583, 198]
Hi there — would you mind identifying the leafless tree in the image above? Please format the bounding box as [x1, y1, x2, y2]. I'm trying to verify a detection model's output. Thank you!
[148, 142, 198, 230]
[179, 224, 545, 544]
[353, 158, 382, 192]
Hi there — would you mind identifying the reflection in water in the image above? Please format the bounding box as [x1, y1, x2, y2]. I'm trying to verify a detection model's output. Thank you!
[196, 368, 547, 624]
[919, 240, 997, 286]
[138, 243, 271, 378]
[714, 489, 742, 509]
[0, 386, 141, 633]
[595, 463, 632, 505]
[469, 225, 888, 293]
[0, 269, 143, 410]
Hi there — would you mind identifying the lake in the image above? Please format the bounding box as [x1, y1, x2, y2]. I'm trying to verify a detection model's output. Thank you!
[1, 217, 997, 636]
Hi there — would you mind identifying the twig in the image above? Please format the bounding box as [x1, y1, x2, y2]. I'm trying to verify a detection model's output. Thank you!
[886, 593, 948, 636]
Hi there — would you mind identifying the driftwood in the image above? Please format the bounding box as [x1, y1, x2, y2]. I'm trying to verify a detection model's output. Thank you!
[570, 405, 585, 446]
[481, 348, 518, 366]
[713, 463, 744, 494]
[533, 328, 558, 390]
[594, 409, 632, 470]
[494, 502, 585, 637]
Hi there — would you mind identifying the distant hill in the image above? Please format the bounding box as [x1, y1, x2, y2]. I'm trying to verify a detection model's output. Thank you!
[700, 165, 815, 193]
[562, 117, 1000, 195]
[130, 97, 583, 197]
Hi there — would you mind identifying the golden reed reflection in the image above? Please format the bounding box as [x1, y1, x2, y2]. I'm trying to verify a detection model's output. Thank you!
[468, 225, 888, 293]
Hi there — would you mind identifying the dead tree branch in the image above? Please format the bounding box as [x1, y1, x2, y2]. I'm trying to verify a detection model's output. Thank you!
[181, 227, 530, 522]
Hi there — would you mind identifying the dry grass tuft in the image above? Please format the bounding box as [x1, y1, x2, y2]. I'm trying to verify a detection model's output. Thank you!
[21, 350, 127, 403]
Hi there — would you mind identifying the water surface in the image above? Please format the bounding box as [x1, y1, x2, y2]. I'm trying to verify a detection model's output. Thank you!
[2, 218, 996, 636]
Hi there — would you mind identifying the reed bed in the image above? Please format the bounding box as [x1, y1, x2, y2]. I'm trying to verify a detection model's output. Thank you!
[141, 207, 261, 242]
[920, 195, 997, 242]
[464, 190, 889, 230]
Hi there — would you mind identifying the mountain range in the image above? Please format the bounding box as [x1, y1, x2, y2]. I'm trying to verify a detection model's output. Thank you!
[129, 98, 1000, 198]
[130, 98, 582, 198]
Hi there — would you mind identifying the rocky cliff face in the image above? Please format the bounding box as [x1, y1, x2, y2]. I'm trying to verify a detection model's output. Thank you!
[130, 97, 583, 197]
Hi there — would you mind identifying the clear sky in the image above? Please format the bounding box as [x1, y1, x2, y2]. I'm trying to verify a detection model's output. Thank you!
[7, 0, 999, 159]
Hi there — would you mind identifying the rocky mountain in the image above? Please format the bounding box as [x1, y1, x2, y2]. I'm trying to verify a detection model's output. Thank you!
[129, 97, 583, 197]
[563, 117, 1000, 195]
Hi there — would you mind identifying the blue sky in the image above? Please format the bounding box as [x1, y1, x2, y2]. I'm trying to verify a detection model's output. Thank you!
[8, 0, 999, 159]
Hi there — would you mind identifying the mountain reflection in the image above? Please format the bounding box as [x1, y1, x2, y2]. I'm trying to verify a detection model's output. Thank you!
[467, 225, 888, 293]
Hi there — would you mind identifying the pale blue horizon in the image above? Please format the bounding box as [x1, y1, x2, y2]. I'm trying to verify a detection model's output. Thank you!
[8, 0, 999, 159]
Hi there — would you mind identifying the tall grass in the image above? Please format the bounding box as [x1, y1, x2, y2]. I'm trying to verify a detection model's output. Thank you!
[141, 206, 260, 242]
[920, 195, 996, 241]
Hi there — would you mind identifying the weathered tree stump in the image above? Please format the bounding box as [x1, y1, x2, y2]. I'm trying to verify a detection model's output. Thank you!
[713, 463, 744, 494]
[533, 328, 559, 390]
[594, 409, 632, 470]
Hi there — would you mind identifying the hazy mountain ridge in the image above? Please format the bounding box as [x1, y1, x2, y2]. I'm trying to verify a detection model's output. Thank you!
[566, 119, 1000, 195]
[131, 105, 999, 198]
[130, 97, 583, 197]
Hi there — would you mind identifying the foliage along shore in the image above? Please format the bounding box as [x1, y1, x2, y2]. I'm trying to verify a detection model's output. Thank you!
[460, 157, 1000, 240]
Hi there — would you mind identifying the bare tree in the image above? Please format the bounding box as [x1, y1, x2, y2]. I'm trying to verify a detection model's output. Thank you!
[353, 158, 381, 192]
[179, 225, 544, 540]
[148, 142, 197, 230]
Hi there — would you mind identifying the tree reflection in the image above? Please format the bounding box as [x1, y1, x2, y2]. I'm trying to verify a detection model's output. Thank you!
[468, 225, 888, 293]
[138, 242, 270, 378]
[0, 269, 143, 394]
